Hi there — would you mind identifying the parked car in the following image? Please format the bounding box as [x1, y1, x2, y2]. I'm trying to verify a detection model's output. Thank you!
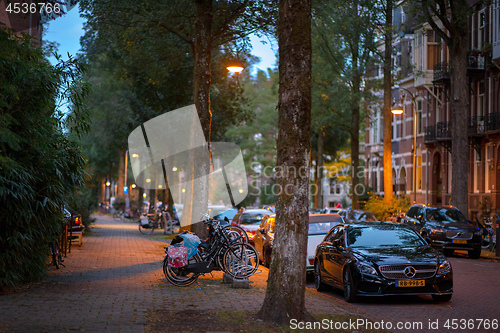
[253, 213, 344, 269]
[402, 204, 482, 258]
[344, 209, 377, 223]
[213, 207, 238, 224]
[231, 208, 272, 243]
[64, 206, 84, 233]
[314, 222, 453, 303]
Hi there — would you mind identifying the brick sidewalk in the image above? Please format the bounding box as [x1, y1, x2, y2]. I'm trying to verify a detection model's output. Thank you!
[0, 215, 362, 333]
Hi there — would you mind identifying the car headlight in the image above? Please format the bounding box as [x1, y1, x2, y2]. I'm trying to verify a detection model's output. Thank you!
[356, 262, 377, 275]
[437, 260, 451, 274]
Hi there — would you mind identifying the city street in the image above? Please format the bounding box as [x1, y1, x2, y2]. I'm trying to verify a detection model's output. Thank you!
[0, 215, 498, 332]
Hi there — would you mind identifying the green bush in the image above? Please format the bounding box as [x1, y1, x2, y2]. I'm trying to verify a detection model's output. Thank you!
[0, 29, 88, 288]
[364, 196, 411, 222]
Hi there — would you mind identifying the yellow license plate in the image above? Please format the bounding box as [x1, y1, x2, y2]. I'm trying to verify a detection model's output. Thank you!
[397, 280, 425, 287]
[452, 239, 467, 244]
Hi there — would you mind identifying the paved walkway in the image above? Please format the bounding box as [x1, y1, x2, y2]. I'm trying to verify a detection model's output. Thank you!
[0, 215, 360, 333]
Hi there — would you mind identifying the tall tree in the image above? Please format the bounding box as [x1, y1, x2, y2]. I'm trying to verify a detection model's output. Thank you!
[258, 0, 313, 324]
[412, 0, 473, 215]
[80, 0, 276, 231]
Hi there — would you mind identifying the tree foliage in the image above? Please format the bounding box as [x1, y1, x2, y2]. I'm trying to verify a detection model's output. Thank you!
[0, 29, 89, 287]
[226, 68, 279, 205]
[78, 0, 267, 209]
[312, 0, 379, 209]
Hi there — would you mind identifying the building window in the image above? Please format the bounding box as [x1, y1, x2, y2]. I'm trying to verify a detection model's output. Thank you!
[478, 80, 485, 117]
[416, 149, 422, 191]
[474, 149, 481, 193]
[417, 100, 423, 135]
[486, 143, 492, 193]
[426, 29, 441, 70]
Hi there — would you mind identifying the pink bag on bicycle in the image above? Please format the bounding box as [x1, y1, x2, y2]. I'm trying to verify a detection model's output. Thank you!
[167, 245, 188, 267]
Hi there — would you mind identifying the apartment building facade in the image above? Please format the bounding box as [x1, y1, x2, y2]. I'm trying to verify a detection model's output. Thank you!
[365, 1, 500, 218]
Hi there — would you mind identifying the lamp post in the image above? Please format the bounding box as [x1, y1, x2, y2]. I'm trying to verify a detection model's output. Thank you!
[392, 87, 417, 204]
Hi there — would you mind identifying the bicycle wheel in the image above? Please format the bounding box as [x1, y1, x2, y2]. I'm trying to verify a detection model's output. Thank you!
[50, 242, 62, 269]
[222, 243, 259, 278]
[149, 221, 157, 234]
[223, 225, 249, 243]
[163, 253, 201, 287]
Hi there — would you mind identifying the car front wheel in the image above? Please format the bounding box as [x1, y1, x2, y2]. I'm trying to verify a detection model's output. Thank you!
[314, 261, 327, 291]
[343, 268, 357, 303]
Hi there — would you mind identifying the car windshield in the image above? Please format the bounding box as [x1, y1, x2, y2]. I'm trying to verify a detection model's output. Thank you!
[308, 222, 337, 235]
[241, 213, 266, 225]
[347, 225, 426, 248]
[214, 209, 237, 221]
[425, 208, 467, 224]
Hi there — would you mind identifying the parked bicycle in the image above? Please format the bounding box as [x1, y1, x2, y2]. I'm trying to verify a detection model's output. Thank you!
[478, 215, 497, 251]
[48, 218, 68, 269]
[139, 208, 165, 234]
[163, 215, 258, 287]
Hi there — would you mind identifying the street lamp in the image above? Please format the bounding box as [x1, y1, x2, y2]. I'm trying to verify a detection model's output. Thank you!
[226, 58, 244, 73]
[392, 87, 417, 204]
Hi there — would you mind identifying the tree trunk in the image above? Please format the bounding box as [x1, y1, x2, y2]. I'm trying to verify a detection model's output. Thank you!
[383, 0, 393, 203]
[351, 104, 360, 209]
[449, 35, 469, 216]
[183, 0, 213, 238]
[117, 149, 126, 199]
[317, 130, 324, 208]
[258, 0, 313, 325]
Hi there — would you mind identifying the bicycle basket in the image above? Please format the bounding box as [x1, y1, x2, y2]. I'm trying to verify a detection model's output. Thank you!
[180, 233, 201, 258]
[167, 245, 188, 267]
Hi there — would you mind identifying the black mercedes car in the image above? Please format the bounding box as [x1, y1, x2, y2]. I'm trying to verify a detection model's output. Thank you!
[314, 222, 453, 303]
[402, 205, 482, 259]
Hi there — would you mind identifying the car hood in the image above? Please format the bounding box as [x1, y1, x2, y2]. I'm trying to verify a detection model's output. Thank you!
[425, 221, 476, 232]
[351, 246, 440, 266]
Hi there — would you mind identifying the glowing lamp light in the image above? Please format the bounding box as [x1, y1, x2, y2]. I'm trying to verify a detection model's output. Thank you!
[391, 106, 404, 115]
[238, 189, 244, 194]
[106, 181, 111, 186]
[131, 184, 136, 189]
[172, 167, 178, 172]
[132, 153, 139, 158]
[158, 185, 163, 189]
[226, 59, 244, 73]
[142, 193, 147, 198]
[146, 178, 151, 183]
[182, 189, 186, 193]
